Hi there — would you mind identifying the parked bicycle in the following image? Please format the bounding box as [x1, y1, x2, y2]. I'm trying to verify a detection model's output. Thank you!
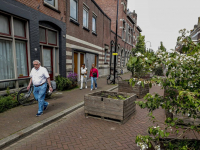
[107, 69, 123, 84]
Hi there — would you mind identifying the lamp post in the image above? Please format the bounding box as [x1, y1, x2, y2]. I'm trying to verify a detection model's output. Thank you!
[113, 0, 119, 84]
[145, 41, 151, 52]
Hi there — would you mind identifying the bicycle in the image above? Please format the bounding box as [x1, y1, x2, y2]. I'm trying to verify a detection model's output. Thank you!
[17, 83, 55, 106]
[107, 70, 123, 84]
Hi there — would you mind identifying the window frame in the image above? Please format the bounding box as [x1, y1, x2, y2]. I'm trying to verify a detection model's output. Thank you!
[83, 6, 89, 28]
[39, 27, 47, 44]
[17, 40, 29, 78]
[92, 14, 97, 33]
[13, 17, 27, 39]
[0, 11, 30, 88]
[44, 0, 58, 10]
[0, 13, 11, 36]
[47, 29, 58, 46]
[70, 0, 78, 21]
[39, 26, 58, 46]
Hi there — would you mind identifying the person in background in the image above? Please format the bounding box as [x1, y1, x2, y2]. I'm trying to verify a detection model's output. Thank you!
[80, 64, 87, 90]
[89, 63, 99, 91]
[27, 60, 53, 117]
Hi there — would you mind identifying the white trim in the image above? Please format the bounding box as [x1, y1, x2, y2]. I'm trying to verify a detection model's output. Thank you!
[92, 12, 97, 17]
[66, 51, 72, 56]
[66, 43, 101, 54]
[66, 65, 72, 69]
[83, 2, 89, 9]
[66, 59, 72, 63]
[66, 34, 103, 50]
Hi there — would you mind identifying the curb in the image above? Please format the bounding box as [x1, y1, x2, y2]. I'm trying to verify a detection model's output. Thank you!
[0, 85, 118, 149]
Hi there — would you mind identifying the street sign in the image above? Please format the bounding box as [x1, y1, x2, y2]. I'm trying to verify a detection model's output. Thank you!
[112, 53, 118, 55]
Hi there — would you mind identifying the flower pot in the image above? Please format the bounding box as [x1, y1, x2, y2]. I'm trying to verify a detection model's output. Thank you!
[84, 91, 136, 124]
[118, 80, 149, 99]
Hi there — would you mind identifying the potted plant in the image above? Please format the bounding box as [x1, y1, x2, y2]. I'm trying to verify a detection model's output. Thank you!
[119, 50, 156, 98]
[135, 29, 200, 150]
[84, 91, 136, 124]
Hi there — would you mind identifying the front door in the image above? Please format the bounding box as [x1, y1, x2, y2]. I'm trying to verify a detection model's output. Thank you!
[43, 47, 53, 80]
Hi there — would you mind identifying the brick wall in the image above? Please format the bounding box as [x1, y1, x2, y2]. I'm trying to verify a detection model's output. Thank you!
[16, 0, 66, 23]
[0, 0, 66, 77]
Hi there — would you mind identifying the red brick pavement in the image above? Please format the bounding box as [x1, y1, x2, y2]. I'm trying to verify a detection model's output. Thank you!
[4, 85, 166, 150]
[0, 73, 131, 140]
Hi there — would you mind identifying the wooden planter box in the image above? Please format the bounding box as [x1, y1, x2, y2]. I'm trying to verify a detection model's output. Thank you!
[84, 91, 136, 124]
[118, 80, 149, 99]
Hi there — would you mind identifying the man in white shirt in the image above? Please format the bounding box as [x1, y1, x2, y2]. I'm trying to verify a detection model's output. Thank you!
[27, 60, 53, 117]
[80, 64, 87, 90]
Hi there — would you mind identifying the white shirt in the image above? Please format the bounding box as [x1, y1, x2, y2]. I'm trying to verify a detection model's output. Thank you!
[81, 67, 87, 75]
[30, 66, 50, 86]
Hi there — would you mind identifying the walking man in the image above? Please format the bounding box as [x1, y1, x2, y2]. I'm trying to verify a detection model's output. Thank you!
[27, 60, 53, 117]
[80, 64, 87, 90]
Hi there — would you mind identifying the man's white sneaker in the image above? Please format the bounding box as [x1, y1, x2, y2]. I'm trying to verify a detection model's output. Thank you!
[91, 89, 93, 91]
[85, 86, 87, 89]
[80, 88, 82, 90]
[95, 87, 97, 90]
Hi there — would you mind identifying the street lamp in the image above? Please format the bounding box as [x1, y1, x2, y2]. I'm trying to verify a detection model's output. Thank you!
[145, 41, 151, 52]
[113, 0, 119, 84]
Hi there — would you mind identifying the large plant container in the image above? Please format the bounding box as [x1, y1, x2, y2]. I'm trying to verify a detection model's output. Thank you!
[118, 80, 149, 99]
[84, 91, 136, 124]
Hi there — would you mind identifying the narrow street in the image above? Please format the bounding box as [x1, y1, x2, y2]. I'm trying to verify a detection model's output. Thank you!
[4, 85, 165, 150]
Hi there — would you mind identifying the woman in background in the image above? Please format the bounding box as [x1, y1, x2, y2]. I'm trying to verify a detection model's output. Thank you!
[89, 63, 99, 91]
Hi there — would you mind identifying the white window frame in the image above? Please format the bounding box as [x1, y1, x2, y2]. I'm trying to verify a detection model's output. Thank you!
[92, 13, 97, 33]
[44, 0, 58, 10]
[83, 6, 89, 28]
[0, 11, 31, 92]
[70, 0, 78, 21]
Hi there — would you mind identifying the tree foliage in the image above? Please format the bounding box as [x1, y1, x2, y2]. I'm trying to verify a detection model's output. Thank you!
[132, 33, 146, 55]
[132, 29, 200, 150]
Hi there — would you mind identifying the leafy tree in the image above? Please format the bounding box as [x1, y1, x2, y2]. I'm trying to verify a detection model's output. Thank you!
[159, 41, 166, 51]
[132, 33, 146, 55]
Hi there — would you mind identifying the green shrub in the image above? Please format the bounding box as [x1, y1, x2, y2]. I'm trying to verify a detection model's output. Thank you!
[153, 66, 164, 76]
[55, 75, 73, 91]
[0, 93, 19, 113]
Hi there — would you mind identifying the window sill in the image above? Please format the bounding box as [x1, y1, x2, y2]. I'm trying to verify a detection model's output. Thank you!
[70, 18, 80, 26]
[43, 3, 61, 13]
[83, 26, 90, 32]
[92, 32, 97, 36]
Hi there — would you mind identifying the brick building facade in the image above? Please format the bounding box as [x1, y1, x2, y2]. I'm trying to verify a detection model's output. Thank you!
[0, 0, 66, 93]
[95, 0, 142, 73]
[0, 0, 142, 92]
[66, 0, 112, 80]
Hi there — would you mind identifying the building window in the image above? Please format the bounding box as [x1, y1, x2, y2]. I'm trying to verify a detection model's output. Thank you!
[0, 14, 10, 35]
[44, 0, 58, 9]
[39, 26, 59, 79]
[83, 6, 88, 28]
[122, 21, 125, 40]
[0, 12, 29, 91]
[14, 18, 26, 38]
[39, 27, 58, 46]
[70, 0, 78, 21]
[104, 49, 108, 63]
[92, 15, 96, 33]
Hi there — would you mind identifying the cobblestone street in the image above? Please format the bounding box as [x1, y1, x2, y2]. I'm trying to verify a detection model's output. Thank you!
[4, 85, 165, 150]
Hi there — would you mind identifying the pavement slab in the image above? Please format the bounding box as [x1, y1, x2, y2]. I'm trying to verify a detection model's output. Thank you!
[4, 85, 166, 150]
[0, 73, 130, 141]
